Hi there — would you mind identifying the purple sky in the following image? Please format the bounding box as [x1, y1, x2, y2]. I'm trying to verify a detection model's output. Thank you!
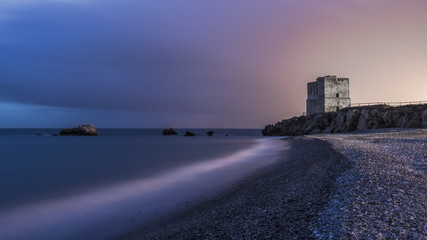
[1, 0, 426, 128]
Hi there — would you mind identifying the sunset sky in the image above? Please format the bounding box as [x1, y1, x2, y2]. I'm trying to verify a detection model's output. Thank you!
[1, 0, 426, 128]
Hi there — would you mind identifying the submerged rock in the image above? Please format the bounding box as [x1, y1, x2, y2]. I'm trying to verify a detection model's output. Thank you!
[162, 128, 178, 135]
[184, 131, 196, 137]
[59, 124, 98, 136]
[206, 131, 214, 136]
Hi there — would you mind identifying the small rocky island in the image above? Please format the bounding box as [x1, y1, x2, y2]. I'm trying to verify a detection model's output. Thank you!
[59, 124, 98, 136]
[184, 131, 196, 136]
[162, 128, 178, 135]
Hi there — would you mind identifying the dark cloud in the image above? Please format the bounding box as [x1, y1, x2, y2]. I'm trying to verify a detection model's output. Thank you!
[0, 1, 296, 127]
[3, 1, 425, 127]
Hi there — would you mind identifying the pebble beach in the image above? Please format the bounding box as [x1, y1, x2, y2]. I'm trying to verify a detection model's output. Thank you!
[117, 129, 426, 239]
[310, 129, 426, 239]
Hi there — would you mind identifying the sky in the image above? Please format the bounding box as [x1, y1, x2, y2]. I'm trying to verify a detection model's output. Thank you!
[0, 0, 426, 128]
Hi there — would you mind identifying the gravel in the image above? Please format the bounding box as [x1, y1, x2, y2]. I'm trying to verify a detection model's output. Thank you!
[115, 128, 426, 239]
[310, 128, 426, 239]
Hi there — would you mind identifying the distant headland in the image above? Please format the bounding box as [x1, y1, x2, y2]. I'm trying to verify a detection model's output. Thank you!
[263, 75, 427, 136]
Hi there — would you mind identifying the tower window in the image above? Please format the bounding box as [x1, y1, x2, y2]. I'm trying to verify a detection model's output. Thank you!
[336, 93, 340, 97]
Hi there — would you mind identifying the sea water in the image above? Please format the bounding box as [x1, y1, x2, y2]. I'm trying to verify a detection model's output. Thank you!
[0, 129, 288, 240]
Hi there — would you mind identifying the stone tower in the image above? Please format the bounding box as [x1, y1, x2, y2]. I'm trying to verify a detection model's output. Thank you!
[306, 75, 351, 115]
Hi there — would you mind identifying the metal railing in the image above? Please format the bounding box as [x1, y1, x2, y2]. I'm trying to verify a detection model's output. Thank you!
[350, 101, 427, 107]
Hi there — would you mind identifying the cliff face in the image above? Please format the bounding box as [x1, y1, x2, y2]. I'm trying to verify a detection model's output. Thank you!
[262, 104, 427, 136]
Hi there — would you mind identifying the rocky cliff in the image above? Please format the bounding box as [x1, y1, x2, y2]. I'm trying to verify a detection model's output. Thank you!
[262, 104, 427, 136]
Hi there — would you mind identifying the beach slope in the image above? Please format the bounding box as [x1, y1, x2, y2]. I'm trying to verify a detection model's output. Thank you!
[116, 137, 350, 239]
[309, 129, 426, 238]
[116, 129, 426, 239]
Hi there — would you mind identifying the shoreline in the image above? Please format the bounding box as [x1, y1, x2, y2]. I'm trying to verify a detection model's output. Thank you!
[115, 135, 352, 239]
[0, 133, 282, 240]
[115, 128, 426, 239]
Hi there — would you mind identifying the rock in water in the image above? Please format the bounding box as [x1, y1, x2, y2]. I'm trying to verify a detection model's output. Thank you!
[184, 131, 195, 137]
[59, 124, 98, 136]
[206, 131, 214, 136]
[162, 128, 178, 135]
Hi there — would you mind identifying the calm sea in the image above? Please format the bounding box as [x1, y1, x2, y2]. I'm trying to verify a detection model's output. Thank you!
[0, 129, 289, 240]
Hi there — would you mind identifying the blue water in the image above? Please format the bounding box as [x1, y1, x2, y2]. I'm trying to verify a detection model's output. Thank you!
[0, 129, 288, 240]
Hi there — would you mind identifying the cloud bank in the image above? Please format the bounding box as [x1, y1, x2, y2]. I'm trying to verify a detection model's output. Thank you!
[0, 0, 426, 127]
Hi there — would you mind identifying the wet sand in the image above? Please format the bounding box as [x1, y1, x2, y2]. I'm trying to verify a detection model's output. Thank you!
[115, 129, 426, 239]
[115, 137, 350, 239]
